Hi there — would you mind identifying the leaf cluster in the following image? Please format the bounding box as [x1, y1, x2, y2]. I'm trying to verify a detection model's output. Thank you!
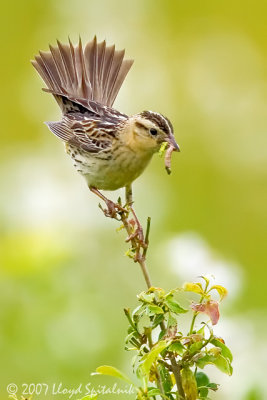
[93, 278, 232, 400]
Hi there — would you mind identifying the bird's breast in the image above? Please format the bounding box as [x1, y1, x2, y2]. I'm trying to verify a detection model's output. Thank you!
[65, 143, 153, 191]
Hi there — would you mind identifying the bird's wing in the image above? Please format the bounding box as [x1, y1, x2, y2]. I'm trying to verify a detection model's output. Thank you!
[45, 114, 118, 153]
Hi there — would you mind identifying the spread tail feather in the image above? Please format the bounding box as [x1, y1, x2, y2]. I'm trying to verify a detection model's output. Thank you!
[31, 36, 134, 110]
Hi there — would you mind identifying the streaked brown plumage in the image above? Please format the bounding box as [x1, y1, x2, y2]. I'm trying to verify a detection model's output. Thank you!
[32, 36, 179, 206]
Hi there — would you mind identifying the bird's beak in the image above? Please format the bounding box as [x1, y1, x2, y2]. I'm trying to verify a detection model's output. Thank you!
[167, 134, 180, 152]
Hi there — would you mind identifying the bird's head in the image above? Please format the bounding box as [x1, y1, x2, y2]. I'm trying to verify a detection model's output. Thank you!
[126, 111, 180, 154]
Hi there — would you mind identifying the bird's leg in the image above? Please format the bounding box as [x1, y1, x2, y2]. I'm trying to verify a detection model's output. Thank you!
[125, 184, 133, 206]
[89, 187, 126, 218]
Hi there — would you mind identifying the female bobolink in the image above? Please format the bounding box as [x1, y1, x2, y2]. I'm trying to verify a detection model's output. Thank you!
[32, 37, 179, 211]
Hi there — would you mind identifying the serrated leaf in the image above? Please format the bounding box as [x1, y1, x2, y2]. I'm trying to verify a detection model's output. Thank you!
[196, 354, 233, 375]
[146, 304, 164, 315]
[140, 340, 169, 375]
[211, 338, 233, 362]
[165, 296, 188, 314]
[183, 282, 204, 295]
[209, 285, 228, 301]
[93, 365, 133, 385]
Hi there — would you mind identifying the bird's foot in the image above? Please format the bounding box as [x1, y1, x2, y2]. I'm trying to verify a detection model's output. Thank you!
[90, 187, 127, 219]
[99, 200, 127, 219]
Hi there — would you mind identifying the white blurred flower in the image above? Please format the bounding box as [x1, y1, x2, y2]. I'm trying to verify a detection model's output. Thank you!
[167, 232, 244, 303]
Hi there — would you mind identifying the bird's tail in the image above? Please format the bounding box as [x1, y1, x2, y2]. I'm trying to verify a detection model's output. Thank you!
[31, 36, 134, 111]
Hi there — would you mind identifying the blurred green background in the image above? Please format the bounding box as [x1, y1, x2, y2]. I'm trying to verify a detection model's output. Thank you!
[1, 1, 267, 399]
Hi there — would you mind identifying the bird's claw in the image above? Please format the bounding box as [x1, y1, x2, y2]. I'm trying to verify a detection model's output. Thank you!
[99, 200, 128, 219]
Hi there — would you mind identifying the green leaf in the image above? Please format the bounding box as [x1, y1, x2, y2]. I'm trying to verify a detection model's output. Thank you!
[196, 371, 210, 399]
[211, 338, 233, 362]
[140, 340, 169, 375]
[158, 329, 167, 340]
[138, 292, 155, 303]
[152, 313, 164, 328]
[158, 363, 173, 394]
[181, 367, 198, 400]
[189, 340, 204, 354]
[207, 382, 219, 391]
[168, 340, 185, 355]
[196, 354, 233, 375]
[147, 388, 162, 397]
[148, 287, 166, 298]
[183, 282, 204, 295]
[92, 365, 133, 385]
[146, 304, 164, 315]
[167, 313, 177, 329]
[200, 275, 210, 288]
[165, 296, 188, 314]
[132, 305, 143, 316]
[209, 285, 228, 301]
[197, 325, 206, 336]
[77, 396, 98, 400]
[199, 387, 208, 398]
[195, 372, 209, 387]
[125, 331, 136, 344]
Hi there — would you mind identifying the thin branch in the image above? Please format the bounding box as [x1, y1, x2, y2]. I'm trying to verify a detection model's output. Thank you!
[189, 279, 209, 334]
[143, 217, 151, 258]
[95, 194, 187, 398]
[170, 356, 185, 400]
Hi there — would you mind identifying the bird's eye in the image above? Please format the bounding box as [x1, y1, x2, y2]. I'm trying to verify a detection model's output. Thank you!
[149, 128, 158, 136]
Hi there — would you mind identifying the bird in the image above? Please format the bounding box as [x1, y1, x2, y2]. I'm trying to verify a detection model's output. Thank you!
[32, 36, 180, 215]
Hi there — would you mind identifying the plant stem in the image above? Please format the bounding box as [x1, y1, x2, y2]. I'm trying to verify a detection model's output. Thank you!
[170, 356, 185, 400]
[160, 319, 185, 400]
[138, 257, 152, 289]
[189, 279, 209, 334]
[189, 312, 198, 335]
